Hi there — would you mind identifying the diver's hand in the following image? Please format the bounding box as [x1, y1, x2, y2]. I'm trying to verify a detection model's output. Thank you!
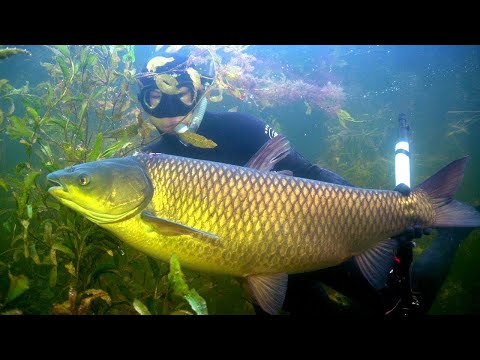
[393, 183, 432, 241]
[394, 183, 411, 196]
[396, 225, 432, 243]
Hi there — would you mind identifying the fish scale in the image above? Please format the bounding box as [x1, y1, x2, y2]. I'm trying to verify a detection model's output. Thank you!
[131, 152, 435, 276]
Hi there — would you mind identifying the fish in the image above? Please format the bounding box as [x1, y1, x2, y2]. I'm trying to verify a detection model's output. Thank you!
[46, 135, 480, 314]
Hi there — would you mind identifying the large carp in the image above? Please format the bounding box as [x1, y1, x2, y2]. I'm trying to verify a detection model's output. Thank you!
[47, 136, 480, 314]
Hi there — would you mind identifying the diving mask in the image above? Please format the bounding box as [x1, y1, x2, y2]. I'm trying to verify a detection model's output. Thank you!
[137, 81, 197, 119]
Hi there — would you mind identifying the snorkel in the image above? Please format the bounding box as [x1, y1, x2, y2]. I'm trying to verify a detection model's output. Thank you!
[174, 96, 208, 135]
[173, 59, 215, 137]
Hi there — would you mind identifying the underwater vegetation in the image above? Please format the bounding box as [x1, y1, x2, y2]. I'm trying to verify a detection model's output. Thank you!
[317, 107, 392, 190]
[0, 47, 31, 61]
[444, 111, 480, 155]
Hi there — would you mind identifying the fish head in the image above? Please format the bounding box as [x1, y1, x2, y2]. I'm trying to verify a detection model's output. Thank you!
[47, 157, 153, 224]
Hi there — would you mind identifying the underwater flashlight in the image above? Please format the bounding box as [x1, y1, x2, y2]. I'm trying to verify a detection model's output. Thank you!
[395, 113, 411, 188]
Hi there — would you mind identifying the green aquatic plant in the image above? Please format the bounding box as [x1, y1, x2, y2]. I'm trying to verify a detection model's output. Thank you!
[129, 254, 209, 315]
[319, 111, 392, 189]
[177, 131, 217, 149]
[445, 111, 480, 154]
[446, 111, 480, 137]
[335, 109, 364, 129]
[0, 270, 30, 315]
[167, 254, 208, 315]
[0, 47, 31, 61]
[322, 284, 352, 310]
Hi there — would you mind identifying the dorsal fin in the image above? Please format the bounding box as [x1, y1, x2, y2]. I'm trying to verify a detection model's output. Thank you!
[245, 135, 291, 171]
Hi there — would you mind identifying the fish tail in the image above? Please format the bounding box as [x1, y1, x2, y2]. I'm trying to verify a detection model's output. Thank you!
[356, 157, 480, 290]
[414, 156, 480, 227]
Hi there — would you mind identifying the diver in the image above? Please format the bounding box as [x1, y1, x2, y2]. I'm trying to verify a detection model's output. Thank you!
[134, 50, 473, 317]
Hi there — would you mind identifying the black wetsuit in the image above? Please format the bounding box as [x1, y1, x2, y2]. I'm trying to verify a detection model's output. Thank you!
[142, 111, 470, 316]
[143, 111, 352, 187]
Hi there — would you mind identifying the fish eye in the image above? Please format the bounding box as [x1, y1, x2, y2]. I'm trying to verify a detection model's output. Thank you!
[78, 173, 90, 186]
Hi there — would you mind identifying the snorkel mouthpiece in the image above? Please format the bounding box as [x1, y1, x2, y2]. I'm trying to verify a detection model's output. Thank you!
[173, 97, 208, 136]
[174, 122, 189, 134]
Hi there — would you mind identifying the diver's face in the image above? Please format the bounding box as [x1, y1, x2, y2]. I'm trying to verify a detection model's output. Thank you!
[151, 115, 189, 134]
[148, 87, 194, 133]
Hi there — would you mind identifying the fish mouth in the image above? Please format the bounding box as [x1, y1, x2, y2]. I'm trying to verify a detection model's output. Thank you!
[47, 173, 67, 195]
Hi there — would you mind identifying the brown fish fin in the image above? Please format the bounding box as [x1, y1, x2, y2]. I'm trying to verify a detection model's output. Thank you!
[247, 273, 288, 315]
[353, 239, 398, 290]
[245, 135, 291, 172]
[141, 212, 221, 246]
[414, 156, 480, 227]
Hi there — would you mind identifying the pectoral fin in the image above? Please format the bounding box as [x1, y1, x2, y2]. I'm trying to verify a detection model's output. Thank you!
[247, 273, 288, 315]
[141, 212, 221, 246]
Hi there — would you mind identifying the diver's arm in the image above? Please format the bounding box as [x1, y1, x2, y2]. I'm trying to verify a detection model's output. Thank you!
[278, 149, 354, 186]
[219, 112, 354, 186]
